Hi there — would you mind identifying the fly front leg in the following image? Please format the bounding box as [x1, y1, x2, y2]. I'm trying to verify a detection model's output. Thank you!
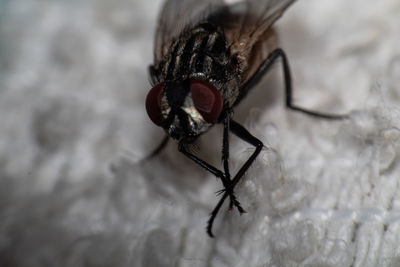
[142, 135, 170, 161]
[222, 109, 245, 212]
[207, 119, 264, 237]
[178, 142, 242, 215]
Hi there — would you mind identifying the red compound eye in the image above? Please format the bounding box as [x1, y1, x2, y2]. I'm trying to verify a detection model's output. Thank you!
[190, 80, 222, 123]
[145, 82, 165, 126]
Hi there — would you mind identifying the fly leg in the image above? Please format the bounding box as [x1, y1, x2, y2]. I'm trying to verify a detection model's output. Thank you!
[222, 109, 246, 213]
[142, 135, 170, 161]
[240, 48, 348, 120]
[148, 65, 158, 85]
[207, 119, 263, 237]
[178, 142, 243, 221]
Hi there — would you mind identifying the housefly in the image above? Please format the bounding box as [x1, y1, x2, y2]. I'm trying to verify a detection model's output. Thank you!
[145, 0, 347, 237]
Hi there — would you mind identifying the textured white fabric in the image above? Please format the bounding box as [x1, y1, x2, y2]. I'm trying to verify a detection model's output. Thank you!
[1, 0, 400, 266]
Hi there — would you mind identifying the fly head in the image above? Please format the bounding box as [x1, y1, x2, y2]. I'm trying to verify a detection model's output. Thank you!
[146, 79, 223, 142]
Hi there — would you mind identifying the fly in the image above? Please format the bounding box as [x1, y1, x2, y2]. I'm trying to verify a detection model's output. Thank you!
[144, 0, 347, 237]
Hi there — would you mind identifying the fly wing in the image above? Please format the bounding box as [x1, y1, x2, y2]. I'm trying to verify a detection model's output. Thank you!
[154, 0, 296, 85]
[209, 0, 297, 85]
[154, 0, 225, 62]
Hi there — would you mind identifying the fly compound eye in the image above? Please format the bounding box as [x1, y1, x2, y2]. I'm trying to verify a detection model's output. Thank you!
[190, 80, 222, 123]
[145, 82, 165, 126]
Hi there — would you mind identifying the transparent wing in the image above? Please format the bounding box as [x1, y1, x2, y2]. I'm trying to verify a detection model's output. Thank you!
[216, 0, 296, 47]
[209, 0, 297, 85]
[154, 0, 224, 61]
